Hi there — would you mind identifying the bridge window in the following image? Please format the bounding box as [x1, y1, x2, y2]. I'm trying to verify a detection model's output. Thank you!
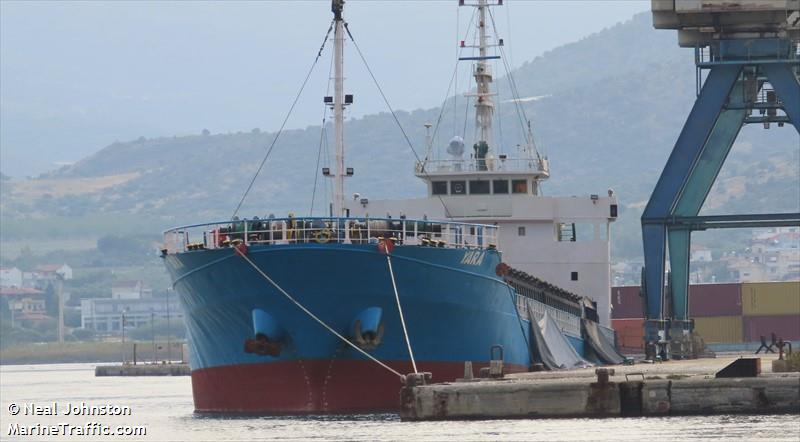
[451, 181, 466, 195]
[512, 179, 528, 194]
[432, 181, 448, 195]
[469, 180, 490, 194]
[518, 226, 526, 236]
[571, 271, 579, 281]
[492, 179, 509, 194]
[557, 223, 576, 242]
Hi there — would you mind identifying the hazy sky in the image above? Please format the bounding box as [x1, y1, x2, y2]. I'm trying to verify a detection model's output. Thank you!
[1, 0, 649, 176]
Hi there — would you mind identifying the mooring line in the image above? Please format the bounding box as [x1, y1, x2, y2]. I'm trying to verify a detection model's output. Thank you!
[236, 251, 404, 380]
[386, 254, 418, 374]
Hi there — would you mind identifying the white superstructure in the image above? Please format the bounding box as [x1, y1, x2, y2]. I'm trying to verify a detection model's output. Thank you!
[346, 0, 618, 325]
[346, 173, 617, 326]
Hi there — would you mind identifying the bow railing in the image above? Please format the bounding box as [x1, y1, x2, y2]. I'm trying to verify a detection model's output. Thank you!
[163, 217, 498, 254]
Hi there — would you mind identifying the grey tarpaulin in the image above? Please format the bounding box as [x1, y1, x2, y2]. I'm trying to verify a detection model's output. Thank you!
[582, 318, 625, 365]
[528, 307, 561, 370]
[539, 312, 592, 369]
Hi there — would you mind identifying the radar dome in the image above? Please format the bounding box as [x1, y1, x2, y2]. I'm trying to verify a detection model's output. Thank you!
[447, 136, 465, 157]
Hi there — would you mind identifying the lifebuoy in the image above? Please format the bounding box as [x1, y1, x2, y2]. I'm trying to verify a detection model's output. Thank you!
[314, 229, 332, 244]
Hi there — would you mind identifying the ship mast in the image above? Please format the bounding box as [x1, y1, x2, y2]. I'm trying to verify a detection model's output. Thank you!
[459, 0, 499, 171]
[474, 0, 494, 150]
[332, 0, 346, 217]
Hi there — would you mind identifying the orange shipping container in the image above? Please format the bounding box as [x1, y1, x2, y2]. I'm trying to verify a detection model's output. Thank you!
[612, 319, 644, 338]
[693, 316, 743, 343]
[742, 281, 800, 316]
[618, 335, 644, 349]
[612, 319, 644, 350]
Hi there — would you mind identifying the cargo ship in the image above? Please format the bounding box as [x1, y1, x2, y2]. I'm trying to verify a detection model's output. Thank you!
[162, 0, 621, 413]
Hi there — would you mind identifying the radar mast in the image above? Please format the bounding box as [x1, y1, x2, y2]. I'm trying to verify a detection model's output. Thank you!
[332, 0, 347, 217]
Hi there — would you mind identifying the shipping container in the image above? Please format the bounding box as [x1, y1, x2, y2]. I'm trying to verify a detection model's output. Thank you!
[613, 283, 749, 319]
[689, 283, 742, 317]
[693, 316, 743, 343]
[612, 318, 644, 350]
[611, 286, 644, 319]
[618, 335, 643, 350]
[743, 315, 800, 342]
[612, 318, 644, 336]
[742, 281, 800, 316]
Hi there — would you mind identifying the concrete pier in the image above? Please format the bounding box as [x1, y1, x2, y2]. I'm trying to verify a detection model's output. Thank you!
[400, 355, 799, 421]
[95, 363, 190, 376]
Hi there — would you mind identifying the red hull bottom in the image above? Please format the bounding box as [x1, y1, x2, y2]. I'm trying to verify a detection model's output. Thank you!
[192, 359, 527, 413]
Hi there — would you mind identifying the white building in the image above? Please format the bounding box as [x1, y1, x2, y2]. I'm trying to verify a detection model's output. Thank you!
[690, 245, 713, 263]
[81, 295, 182, 332]
[0, 267, 23, 288]
[112, 280, 146, 300]
[29, 264, 73, 289]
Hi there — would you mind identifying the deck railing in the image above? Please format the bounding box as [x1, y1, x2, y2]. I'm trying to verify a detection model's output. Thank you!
[415, 157, 549, 175]
[163, 217, 498, 254]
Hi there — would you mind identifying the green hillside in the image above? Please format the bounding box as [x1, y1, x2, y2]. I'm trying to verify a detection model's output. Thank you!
[2, 13, 797, 261]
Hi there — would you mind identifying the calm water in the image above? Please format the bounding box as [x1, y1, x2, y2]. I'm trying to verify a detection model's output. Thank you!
[1, 363, 797, 441]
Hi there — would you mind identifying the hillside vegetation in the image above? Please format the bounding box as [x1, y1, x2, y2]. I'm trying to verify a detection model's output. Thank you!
[2, 13, 797, 261]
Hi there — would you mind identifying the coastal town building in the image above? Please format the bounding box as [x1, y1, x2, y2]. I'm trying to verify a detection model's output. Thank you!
[26, 263, 72, 289]
[81, 284, 181, 333]
[1, 264, 73, 325]
[0, 267, 23, 288]
[111, 280, 152, 300]
[0, 287, 48, 323]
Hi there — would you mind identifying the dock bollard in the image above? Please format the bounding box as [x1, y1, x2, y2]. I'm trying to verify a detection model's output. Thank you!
[587, 368, 619, 416]
[463, 361, 474, 380]
[595, 368, 615, 385]
[404, 372, 432, 387]
[400, 372, 432, 420]
[489, 345, 504, 378]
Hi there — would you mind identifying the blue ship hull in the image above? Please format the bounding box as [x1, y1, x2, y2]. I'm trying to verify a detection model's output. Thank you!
[165, 242, 581, 413]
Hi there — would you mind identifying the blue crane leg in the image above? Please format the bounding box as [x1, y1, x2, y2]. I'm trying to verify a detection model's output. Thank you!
[762, 64, 800, 131]
[642, 224, 666, 321]
[641, 65, 742, 326]
[667, 228, 690, 320]
[642, 65, 743, 218]
[673, 109, 747, 217]
[668, 108, 746, 320]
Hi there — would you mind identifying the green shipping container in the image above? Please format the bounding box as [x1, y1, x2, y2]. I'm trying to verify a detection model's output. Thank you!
[693, 316, 743, 343]
[742, 281, 800, 316]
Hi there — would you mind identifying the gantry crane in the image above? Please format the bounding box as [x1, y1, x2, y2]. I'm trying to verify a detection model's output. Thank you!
[643, 0, 800, 359]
